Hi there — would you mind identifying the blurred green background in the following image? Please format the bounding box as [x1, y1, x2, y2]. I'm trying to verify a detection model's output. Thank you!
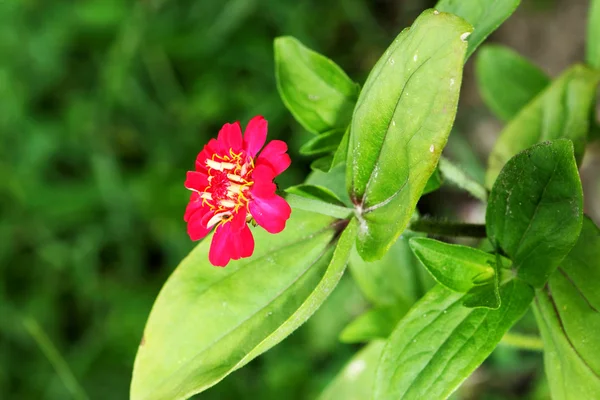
[1, 0, 596, 399]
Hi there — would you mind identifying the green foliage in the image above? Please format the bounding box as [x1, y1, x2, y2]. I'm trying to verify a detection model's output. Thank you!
[285, 184, 353, 219]
[476, 45, 550, 121]
[274, 36, 360, 134]
[435, 0, 521, 59]
[409, 238, 501, 309]
[534, 218, 600, 399]
[486, 140, 583, 288]
[319, 341, 385, 400]
[347, 10, 471, 261]
[587, 0, 600, 69]
[131, 212, 356, 399]
[486, 65, 600, 186]
[299, 129, 346, 156]
[375, 280, 534, 400]
[339, 303, 409, 343]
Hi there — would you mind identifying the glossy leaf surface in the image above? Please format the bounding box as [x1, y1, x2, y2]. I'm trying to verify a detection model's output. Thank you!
[486, 140, 583, 288]
[347, 10, 471, 260]
[534, 217, 600, 399]
[131, 211, 356, 400]
[375, 280, 534, 400]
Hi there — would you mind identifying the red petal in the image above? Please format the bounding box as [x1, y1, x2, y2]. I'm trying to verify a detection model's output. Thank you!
[250, 164, 277, 198]
[209, 223, 232, 267]
[236, 224, 255, 259]
[243, 115, 268, 158]
[187, 207, 214, 241]
[195, 139, 219, 171]
[184, 192, 202, 221]
[184, 171, 209, 191]
[217, 122, 243, 153]
[230, 208, 248, 232]
[256, 140, 291, 176]
[249, 193, 291, 234]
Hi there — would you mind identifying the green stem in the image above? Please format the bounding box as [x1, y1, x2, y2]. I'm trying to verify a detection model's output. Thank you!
[23, 317, 89, 400]
[409, 219, 487, 238]
[500, 332, 544, 352]
[438, 157, 488, 202]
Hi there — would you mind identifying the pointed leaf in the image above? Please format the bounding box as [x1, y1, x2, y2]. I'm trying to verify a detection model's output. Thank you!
[285, 184, 353, 219]
[486, 140, 583, 288]
[409, 238, 502, 308]
[486, 65, 600, 187]
[375, 280, 534, 400]
[275, 36, 359, 134]
[347, 9, 472, 261]
[130, 211, 357, 400]
[435, 0, 521, 59]
[533, 217, 600, 400]
[475, 45, 549, 121]
[300, 128, 346, 156]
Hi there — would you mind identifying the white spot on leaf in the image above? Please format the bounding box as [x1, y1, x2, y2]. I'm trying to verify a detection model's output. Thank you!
[450, 78, 455, 87]
[460, 32, 471, 42]
[429, 144, 435, 153]
[346, 360, 366, 379]
[413, 54, 418, 62]
[389, 58, 395, 65]
[433, 10, 439, 15]
[308, 94, 319, 101]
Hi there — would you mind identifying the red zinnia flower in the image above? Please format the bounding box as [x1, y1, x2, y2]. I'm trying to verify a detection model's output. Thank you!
[184, 116, 292, 267]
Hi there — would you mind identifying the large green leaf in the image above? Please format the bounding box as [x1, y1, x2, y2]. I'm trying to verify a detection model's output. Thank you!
[588, 0, 600, 69]
[486, 65, 600, 187]
[319, 341, 386, 400]
[274, 36, 359, 134]
[409, 237, 502, 309]
[347, 9, 471, 260]
[130, 211, 357, 400]
[475, 45, 549, 121]
[533, 217, 600, 400]
[486, 140, 583, 288]
[435, 0, 520, 59]
[375, 280, 534, 400]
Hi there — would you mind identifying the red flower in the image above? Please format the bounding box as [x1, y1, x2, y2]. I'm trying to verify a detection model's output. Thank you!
[184, 116, 292, 267]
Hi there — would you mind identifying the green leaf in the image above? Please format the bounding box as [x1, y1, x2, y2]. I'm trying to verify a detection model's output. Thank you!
[533, 217, 600, 400]
[349, 231, 433, 307]
[319, 341, 385, 400]
[587, 0, 600, 69]
[422, 167, 443, 195]
[347, 9, 472, 261]
[486, 140, 583, 288]
[486, 65, 600, 187]
[339, 303, 410, 343]
[274, 36, 359, 134]
[310, 156, 334, 173]
[475, 45, 549, 121]
[409, 237, 502, 308]
[300, 128, 346, 156]
[130, 211, 357, 400]
[285, 184, 353, 219]
[435, 0, 521, 59]
[306, 163, 351, 206]
[375, 280, 534, 400]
